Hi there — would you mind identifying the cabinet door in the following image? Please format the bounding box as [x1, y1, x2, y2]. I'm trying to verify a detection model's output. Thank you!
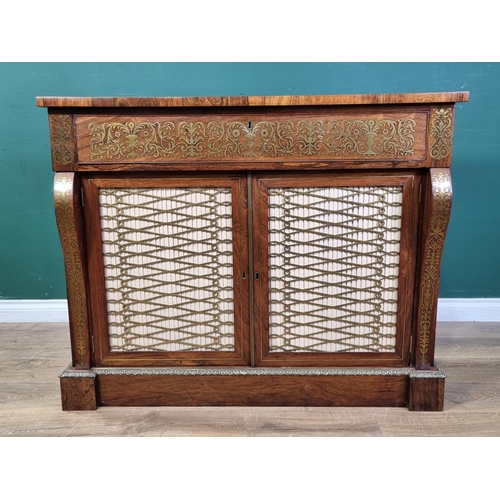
[83, 174, 250, 367]
[252, 172, 419, 367]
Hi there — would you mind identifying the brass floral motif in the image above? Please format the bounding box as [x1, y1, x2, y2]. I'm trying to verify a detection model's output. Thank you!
[324, 118, 417, 157]
[50, 115, 75, 166]
[54, 174, 88, 366]
[429, 108, 453, 160]
[418, 170, 452, 366]
[206, 120, 295, 158]
[88, 117, 417, 160]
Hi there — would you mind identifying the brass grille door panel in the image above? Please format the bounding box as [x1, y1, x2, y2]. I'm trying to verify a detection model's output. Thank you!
[252, 173, 417, 367]
[84, 175, 250, 366]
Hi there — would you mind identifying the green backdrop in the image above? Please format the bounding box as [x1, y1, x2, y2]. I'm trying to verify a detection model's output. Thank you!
[0, 62, 498, 300]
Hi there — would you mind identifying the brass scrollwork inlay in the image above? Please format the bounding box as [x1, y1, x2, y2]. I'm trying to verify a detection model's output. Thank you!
[54, 174, 87, 366]
[430, 108, 453, 160]
[325, 118, 417, 157]
[418, 170, 452, 366]
[88, 117, 418, 160]
[50, 115, 75, 166]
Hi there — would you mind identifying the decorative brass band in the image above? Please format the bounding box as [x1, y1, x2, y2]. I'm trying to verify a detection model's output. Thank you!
[59, 367, 446, 378]
[49, 114, 75, 166]
[429, 108, 453, 160]
[409, 369, 446, 379]
[60, 366, 446, 377]
[417, 169, 452, 366]
[59, 367, 96, 379]
[94, 367, 414, 376]
[81, 115, 424, 162]
[54, 173, 89, 367]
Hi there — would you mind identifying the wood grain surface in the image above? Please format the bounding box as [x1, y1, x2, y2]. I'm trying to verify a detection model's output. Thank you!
[35, 92, 470, 108]
[1, 321, 499, 436]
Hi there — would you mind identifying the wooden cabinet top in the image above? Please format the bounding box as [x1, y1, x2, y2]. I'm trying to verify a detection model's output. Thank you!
[39, 92, 468, 171]
[36, 92, 469, 108]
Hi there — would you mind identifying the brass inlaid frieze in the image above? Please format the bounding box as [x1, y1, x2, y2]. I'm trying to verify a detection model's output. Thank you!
[54, 174, 88, 367]
[417, 170, 452, 366]
[80, 115, 424, 162]
[429, 108, 453, 160]
[49, 115, 75, 166]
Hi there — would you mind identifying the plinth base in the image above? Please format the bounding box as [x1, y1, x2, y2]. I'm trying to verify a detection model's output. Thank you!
[59, 366, 445, 411]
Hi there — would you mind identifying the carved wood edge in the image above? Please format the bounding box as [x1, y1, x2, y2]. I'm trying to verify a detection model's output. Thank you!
[54, 173, 91, 368]
[416, 169, 452, 368]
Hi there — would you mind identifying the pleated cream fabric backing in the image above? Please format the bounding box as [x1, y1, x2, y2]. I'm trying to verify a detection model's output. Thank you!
[267, 186, 403, 353]
[99, 187, 235, 352]
[98, 184, 403, 355]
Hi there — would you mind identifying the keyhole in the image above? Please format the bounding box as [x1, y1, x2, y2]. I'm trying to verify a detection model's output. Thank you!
[248, 121, 252, 130]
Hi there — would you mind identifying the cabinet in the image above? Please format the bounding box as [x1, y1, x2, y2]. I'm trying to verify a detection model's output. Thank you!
[36, 93, 469, 411]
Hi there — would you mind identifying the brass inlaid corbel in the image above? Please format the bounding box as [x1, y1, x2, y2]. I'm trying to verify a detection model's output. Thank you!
[54, 173, 90, 368]
[416, 169, 452, 368]
[49, 114, 76, 168]
[429, 108, 453, 160]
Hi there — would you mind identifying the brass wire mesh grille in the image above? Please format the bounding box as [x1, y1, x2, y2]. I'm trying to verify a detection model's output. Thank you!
[267, 186, 403, 353]
[99, 187, 235, 352]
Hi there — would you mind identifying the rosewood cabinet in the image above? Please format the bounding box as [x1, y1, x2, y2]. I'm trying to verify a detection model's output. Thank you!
[36, 93, 468, 411]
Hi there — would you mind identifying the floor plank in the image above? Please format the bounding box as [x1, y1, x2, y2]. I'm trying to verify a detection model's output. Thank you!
[1, 322, 499, 436]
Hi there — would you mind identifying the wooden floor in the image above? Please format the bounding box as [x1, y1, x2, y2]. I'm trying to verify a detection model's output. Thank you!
[1, 321, 499, 436]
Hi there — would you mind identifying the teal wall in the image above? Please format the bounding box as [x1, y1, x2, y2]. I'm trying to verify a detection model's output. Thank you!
[0, 62, 498, 299]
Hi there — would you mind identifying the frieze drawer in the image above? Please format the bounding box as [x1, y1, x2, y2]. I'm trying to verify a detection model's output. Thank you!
[73, 111, 429, 164]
